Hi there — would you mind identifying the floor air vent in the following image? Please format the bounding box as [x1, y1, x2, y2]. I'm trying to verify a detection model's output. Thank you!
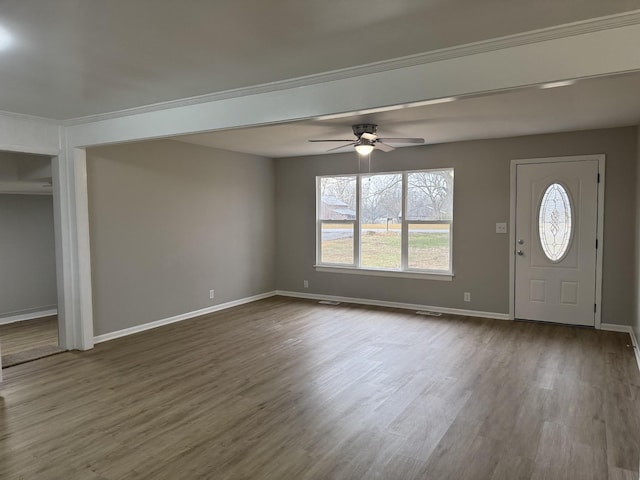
[318, 300, 341, 305]
[416, 310, 442, 316]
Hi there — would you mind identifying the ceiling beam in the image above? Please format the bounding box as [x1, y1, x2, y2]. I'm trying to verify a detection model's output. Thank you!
[66, 18, 640, 148]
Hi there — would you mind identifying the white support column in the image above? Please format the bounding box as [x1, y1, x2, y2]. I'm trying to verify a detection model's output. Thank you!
[52, 145, 94, 350]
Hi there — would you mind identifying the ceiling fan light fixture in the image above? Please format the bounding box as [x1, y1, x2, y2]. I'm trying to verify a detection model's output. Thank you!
[355, 143, 374, 155]
[309, 123, 421, 154]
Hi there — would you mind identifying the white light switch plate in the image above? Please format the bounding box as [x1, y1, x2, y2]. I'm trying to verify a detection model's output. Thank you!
[496, 223, 508, 234]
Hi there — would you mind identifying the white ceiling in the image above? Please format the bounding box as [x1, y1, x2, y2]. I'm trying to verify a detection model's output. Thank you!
[0, 0, 639, 120]
[172, 72, 640, 158]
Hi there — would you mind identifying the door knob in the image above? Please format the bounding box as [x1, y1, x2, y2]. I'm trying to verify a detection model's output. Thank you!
[518, 239, 524, 245]
[517, 250, 524, 256]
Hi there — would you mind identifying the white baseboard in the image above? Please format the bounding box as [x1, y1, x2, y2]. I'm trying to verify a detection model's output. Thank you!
[275, 290, 511, 320]
[629, 328, 640, 374]
[0, 307, 58, 325]
[94, 291, 277, 344]
[600, 323, 634, 333]
[632, 328, 640, 374]
[601, 323, 640, 373]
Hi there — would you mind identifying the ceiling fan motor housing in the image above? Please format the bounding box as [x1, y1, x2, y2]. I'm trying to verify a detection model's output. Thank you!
[352, 124, 378, 138]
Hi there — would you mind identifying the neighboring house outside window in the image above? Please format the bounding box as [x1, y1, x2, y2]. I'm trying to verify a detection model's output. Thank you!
[320, 195, 356, 220]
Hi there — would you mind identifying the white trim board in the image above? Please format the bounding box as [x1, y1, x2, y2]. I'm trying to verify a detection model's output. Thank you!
[93, 292, 276, 344]
[0, 308, 58, 325]
[600, 323, 640, 373]
[275, 290, 511, 320]
[600, 323, 636, 333]
[633, 329, 640, 375]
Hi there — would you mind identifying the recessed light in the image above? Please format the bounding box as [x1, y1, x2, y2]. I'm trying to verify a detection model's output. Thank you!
[315, 97, 457, 121]
[406, 97, 457, 108]
[539, 80, 576, 89]
[316, 105, 402, 121]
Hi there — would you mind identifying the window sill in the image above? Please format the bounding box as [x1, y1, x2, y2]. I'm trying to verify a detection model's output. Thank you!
[314, 265, 454, 281]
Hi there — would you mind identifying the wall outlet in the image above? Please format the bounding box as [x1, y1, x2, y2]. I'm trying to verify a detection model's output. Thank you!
[464, 292, 471, 302]
[303, 280, 309, 288]
[496, 223, 508, 234]
[209, 289, 215, 299]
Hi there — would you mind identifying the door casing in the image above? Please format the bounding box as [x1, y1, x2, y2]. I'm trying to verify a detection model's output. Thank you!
[509, 154, 605, 328]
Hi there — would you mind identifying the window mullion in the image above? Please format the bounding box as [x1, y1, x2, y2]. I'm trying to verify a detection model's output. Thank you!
[401, 172, 408, 271]
[355, 175, 361, 267]
[316, 178, 321, 265]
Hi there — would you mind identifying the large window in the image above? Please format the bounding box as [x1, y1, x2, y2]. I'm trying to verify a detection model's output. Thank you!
[317, 168, 453, 277]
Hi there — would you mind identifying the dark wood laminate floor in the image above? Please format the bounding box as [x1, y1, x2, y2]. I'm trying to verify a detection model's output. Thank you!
[0, 297, 638, 479]
[0, 316, 58, 356]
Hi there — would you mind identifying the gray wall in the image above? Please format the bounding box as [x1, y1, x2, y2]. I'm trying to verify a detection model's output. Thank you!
[87, 140, 275, 336]
[276, 127, 637, 326]
[0, 194, 57, 319]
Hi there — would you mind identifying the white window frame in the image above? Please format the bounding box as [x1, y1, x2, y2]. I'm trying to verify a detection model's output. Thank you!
[316, 174, 359, 268]
[316, 168, 454, 281]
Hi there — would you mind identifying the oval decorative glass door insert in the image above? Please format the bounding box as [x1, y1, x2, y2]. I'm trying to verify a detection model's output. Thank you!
[538, 183, 573, 262]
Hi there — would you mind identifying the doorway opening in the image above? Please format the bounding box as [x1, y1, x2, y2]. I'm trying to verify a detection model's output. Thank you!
[0, 150, 65, 368]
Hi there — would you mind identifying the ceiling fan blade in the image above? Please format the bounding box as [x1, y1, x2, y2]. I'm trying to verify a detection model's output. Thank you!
[308, 139, 354, 143]
[375, 142, 395, 152]
[377, 137, 424, 144]
[360, 132, 378, 141]
[327, 142, 357, 152]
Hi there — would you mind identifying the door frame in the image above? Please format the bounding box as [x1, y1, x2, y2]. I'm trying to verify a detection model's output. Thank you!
[0, 145, 66, 349]
[509, 154, 606, 328]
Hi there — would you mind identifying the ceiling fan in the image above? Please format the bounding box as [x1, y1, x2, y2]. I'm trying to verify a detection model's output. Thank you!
[309, 124, 424, 155]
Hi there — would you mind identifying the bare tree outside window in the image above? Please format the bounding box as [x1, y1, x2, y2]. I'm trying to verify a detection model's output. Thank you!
[407, 170, 454, 221]
[361, 174, 402, 224]
[407, 169, 453, 270]
[361, 174, 402, 269]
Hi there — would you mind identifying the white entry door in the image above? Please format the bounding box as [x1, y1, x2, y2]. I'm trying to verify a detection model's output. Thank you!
[514, 160, 599, 326]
